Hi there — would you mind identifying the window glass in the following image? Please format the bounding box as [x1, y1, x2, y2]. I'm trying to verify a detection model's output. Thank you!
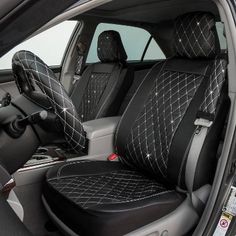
[144, 38, 166, 60]
[87, 23, 165, 63]
[216, 22, 227, 50]
[0, 20, 78, 70]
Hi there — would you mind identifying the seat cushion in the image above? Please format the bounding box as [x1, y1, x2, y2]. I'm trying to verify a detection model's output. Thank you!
[43, 161, 184, 236]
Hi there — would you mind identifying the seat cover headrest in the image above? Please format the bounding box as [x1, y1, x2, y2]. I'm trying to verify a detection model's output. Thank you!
[174, 12, 220, 58]
[97, 30, 127, 63]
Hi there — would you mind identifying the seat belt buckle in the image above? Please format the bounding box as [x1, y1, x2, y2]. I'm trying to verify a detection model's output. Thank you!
[107, 153, 119, 161]
[194, 118, 213, 128]
[73, 75, 81, 85]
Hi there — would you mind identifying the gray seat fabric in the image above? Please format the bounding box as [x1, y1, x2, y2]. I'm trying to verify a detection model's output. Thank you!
[43, 12, 230, 236]
[71, 30, 132, 122]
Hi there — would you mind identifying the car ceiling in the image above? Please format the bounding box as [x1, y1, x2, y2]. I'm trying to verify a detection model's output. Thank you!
[83, 0, 219, 24]
[0, 0, 24, 20]
[0, 0, 78, 57]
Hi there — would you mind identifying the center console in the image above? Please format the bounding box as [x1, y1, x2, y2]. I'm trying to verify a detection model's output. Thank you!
[23, 116, 121, 168]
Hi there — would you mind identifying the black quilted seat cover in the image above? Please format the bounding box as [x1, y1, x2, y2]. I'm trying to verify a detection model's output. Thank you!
[122, 68, 204, 179]
[77, 72, 111, 122]
[44, 161, 183, 236]
[47, 161, 174, 209]
[43, 12, 230, 236]
[119, 58, 227, 182]
[72, 30, 130, 122]
[97, 30, 127, 63]
[174, 12, 220, 58]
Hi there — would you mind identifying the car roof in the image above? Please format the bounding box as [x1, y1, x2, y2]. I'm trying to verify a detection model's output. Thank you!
[83, 0, 219, 24]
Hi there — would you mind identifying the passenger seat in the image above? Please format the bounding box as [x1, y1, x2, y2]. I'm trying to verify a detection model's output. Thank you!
[71, 30, 133, 122]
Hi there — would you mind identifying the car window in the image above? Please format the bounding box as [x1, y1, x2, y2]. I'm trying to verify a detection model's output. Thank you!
[86, 23, 165, 63]
[143, 38, 166, 60]
[0, 20, 78, 70]
[216, 22, 227, 50]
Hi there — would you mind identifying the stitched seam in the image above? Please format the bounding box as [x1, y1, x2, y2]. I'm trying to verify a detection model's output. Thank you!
[85, 190, 174, 206]
[95, 65, 123, 118]
[115, 60, 167, 146]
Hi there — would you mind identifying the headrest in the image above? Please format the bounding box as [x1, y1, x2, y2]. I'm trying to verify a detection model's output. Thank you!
[97, 30, 127, 63]
[174, 12, 220, 58]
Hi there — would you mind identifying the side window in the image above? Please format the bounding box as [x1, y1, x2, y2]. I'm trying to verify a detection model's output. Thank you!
[0, 20, 78, 70]
[86, 23, 165, 63]
[143, 38, 165, 60]
[216, 22, 227, 50]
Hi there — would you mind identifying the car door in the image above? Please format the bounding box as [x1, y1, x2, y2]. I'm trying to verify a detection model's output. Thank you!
[0, 20, 79, 104]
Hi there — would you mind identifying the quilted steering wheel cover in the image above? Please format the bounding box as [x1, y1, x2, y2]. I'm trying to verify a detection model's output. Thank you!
[12, 50, 86, 152]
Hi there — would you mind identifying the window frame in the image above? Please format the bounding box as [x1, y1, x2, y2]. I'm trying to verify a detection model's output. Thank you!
[141, 35, 153, 62]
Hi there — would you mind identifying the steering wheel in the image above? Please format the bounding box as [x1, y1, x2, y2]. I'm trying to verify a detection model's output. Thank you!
[12, 50, 86, 153]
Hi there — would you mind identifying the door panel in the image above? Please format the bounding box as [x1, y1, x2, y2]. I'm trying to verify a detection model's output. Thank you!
[0, 70, 19, 99]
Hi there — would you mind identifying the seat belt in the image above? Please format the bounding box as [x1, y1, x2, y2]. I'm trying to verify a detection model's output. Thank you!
[72, 41, 86, 86]
[185, 61, 223, 215]
[185, 117, 213, 214]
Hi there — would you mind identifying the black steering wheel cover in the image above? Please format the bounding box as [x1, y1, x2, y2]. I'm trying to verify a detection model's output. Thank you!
[12, 50, 86, 152]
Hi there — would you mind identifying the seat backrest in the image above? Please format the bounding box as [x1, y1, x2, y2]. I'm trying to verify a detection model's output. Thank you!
[118, 68, 150, 115]
[71, 30, 132, 122]
[115, 12, 230, 190]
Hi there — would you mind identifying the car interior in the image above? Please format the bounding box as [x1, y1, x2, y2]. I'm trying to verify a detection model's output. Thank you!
[0, 0, 236, 235]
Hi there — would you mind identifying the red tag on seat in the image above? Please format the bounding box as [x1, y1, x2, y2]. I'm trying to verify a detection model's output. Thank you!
[108, 153, 118, 161]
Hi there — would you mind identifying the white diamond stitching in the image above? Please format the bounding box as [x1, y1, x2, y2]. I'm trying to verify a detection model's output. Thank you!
[12, 51, 86, 152]
[48, 169, 173, 209]
[200, 59, 227, 115]
[175, 13, 216, 58]
[123, 70, 203, 178]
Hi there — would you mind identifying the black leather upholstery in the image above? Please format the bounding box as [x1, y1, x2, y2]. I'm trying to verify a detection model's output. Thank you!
[44, 12, 230, 236]
[116, 58, 228, 189]
[44, 161, 183, 236]
[71, 31, 132, 122]
[174, 12, 220, 58]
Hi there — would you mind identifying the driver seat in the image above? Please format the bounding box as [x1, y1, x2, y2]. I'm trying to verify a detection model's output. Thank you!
[43, 12, 229, 236]
[71, 30, 132, 122]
